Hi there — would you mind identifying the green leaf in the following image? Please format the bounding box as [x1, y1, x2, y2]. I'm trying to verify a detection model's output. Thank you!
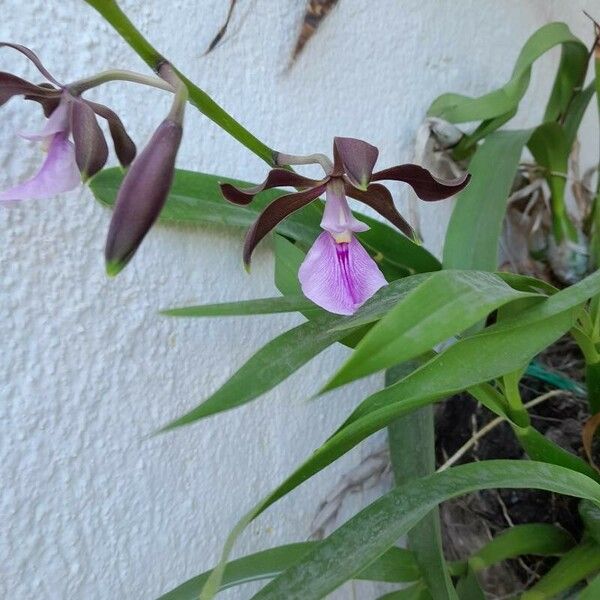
[428, 22, 586, 124]
[455, 568, 485, 600]
[543, 36, 589, 122]
[388, 398, 457, 600]
[251, 461, 600, 600]
[521, 539, 600, 600]
[580, 573, 600, 600]
[347, 268, 600, 426]
[197, 270, 600, 600]
[157, 542, 419, 600]
[443, 129, 533, 271]
[580, 500, 600, 545]
[159, 271, 431, 432]
[466, 524, 574, 572]
[377, 584, 431, 600]
[563, 81, 595, 149]
[325, 270, 539, 390]
[160, 295, 317, 317]
[158, 315, 358, 432]
[90, 168, 439, 278]
[512, 423, 598, 480]
[528, 122, 576, 243]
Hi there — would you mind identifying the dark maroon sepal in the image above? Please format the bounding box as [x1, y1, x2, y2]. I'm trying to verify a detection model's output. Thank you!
[70, 98, 109, 180]
[87, 100, 136, 168]
[220, 168, 325, 206]
[345, 182, 414, 237]
[243, 183, 327, 265]
[371, 164, 471, 201]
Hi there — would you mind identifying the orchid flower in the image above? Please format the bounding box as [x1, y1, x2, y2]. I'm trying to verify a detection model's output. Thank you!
[221, 137, 470, 315]
[0, 42, 135, 204]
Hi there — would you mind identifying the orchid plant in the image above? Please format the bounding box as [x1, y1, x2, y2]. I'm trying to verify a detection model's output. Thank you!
[3, 1, 600, 599]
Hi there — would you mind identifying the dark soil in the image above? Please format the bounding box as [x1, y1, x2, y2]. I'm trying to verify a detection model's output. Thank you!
[435, 337, 595, 596]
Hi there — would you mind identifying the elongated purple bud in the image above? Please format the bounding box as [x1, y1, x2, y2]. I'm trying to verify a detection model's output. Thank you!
[104, 118, 182, 276]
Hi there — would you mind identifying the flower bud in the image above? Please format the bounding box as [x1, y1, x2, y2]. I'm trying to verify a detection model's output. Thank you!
[104, 118, 182, 276]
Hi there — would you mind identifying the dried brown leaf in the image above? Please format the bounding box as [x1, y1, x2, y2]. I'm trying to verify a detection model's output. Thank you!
[292, 0, 339, 61]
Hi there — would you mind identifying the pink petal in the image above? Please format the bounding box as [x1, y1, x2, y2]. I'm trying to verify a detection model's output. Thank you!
[0, 132, 80, 203]
[321, 178, 369, 235]
[20, 100, 70, 141]
[299, 232, 386, 315]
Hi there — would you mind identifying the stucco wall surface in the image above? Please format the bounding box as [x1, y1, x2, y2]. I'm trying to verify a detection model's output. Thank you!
[0, 1, 598, 599]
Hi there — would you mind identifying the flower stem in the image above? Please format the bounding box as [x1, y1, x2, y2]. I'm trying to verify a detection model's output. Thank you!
[69, 69, 175, 95]
[82, 0, 276, 165]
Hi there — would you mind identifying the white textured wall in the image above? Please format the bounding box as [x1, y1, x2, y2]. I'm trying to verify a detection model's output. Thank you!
[0, 2, 597, 599]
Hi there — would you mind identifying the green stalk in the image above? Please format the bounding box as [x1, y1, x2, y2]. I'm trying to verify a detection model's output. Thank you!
[590, 25, 600, 268]
[386, 364, 457, 600]
[586, 361, 600, 414]
[83, 0, 276, 165]
[502, 371, 530, 428]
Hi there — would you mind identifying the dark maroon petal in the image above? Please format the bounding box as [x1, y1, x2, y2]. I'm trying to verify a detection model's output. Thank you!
[345, 182, 414, 238]
[243, 183, 327, 265]
[220, 168, 325, 206]
[0, 72, 57, 107]
[333, 137, 379, 189]
[70, 98, 109, 180]
[86, 100, 136, 167]
[0, 42, 61, 86]
[23, 83, 61, 117]
[371, 164, 470, 201]
[105, 119, 183, 276]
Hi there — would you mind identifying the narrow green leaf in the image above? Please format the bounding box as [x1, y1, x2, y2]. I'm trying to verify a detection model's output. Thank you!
[428, 23, 586, 124]
[563, 82, 595, 149]
[528, 122, 576, 243]
[512, 423, 598, 480]
[443, 130, 533, 271]
[347, 268, 600, 426]
[580, 573, 600, 600]
[580, 500, 600, 545]
[251, 461, 600, 600]
[158, 315, 358, 432]
[159, 268, 431, 432]
[160, 295, 317, 317]
[90, 168, 439, 278]
[467, 524, 574, 572]
[521, 540, 600, 600]
[388, 391, 457, 600]
[455, 567, 485, 600]
[543, 37, 589, 122]
[158, 542, 419, 600]
[377, 584, 431, 600]
[326, 270, 539, 390]
[198, 270, 600, 600]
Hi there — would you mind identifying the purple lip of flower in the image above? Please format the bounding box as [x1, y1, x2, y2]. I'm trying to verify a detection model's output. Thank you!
[220, 136, 470, 315]
[0, 42, 136, 204]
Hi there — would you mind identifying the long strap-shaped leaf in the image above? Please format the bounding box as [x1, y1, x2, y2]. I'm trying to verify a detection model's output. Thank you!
[197, 269, 600, 599]
[158, 273, 429, 432]
[427, 22, 587, 125]
[443, 129, 533, 271]
[161, 295, 317, 317]
[388, 401, 457, 600]
[251, 461, 600, 600]
[521, 539, 600, 600]
[157, 542, 419, 600]
[90, 167, 440, 278]
[324, 270, 540, 390]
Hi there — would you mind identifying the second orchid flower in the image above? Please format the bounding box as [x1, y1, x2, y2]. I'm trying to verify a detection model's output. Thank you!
[221, 137, 470, 315]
